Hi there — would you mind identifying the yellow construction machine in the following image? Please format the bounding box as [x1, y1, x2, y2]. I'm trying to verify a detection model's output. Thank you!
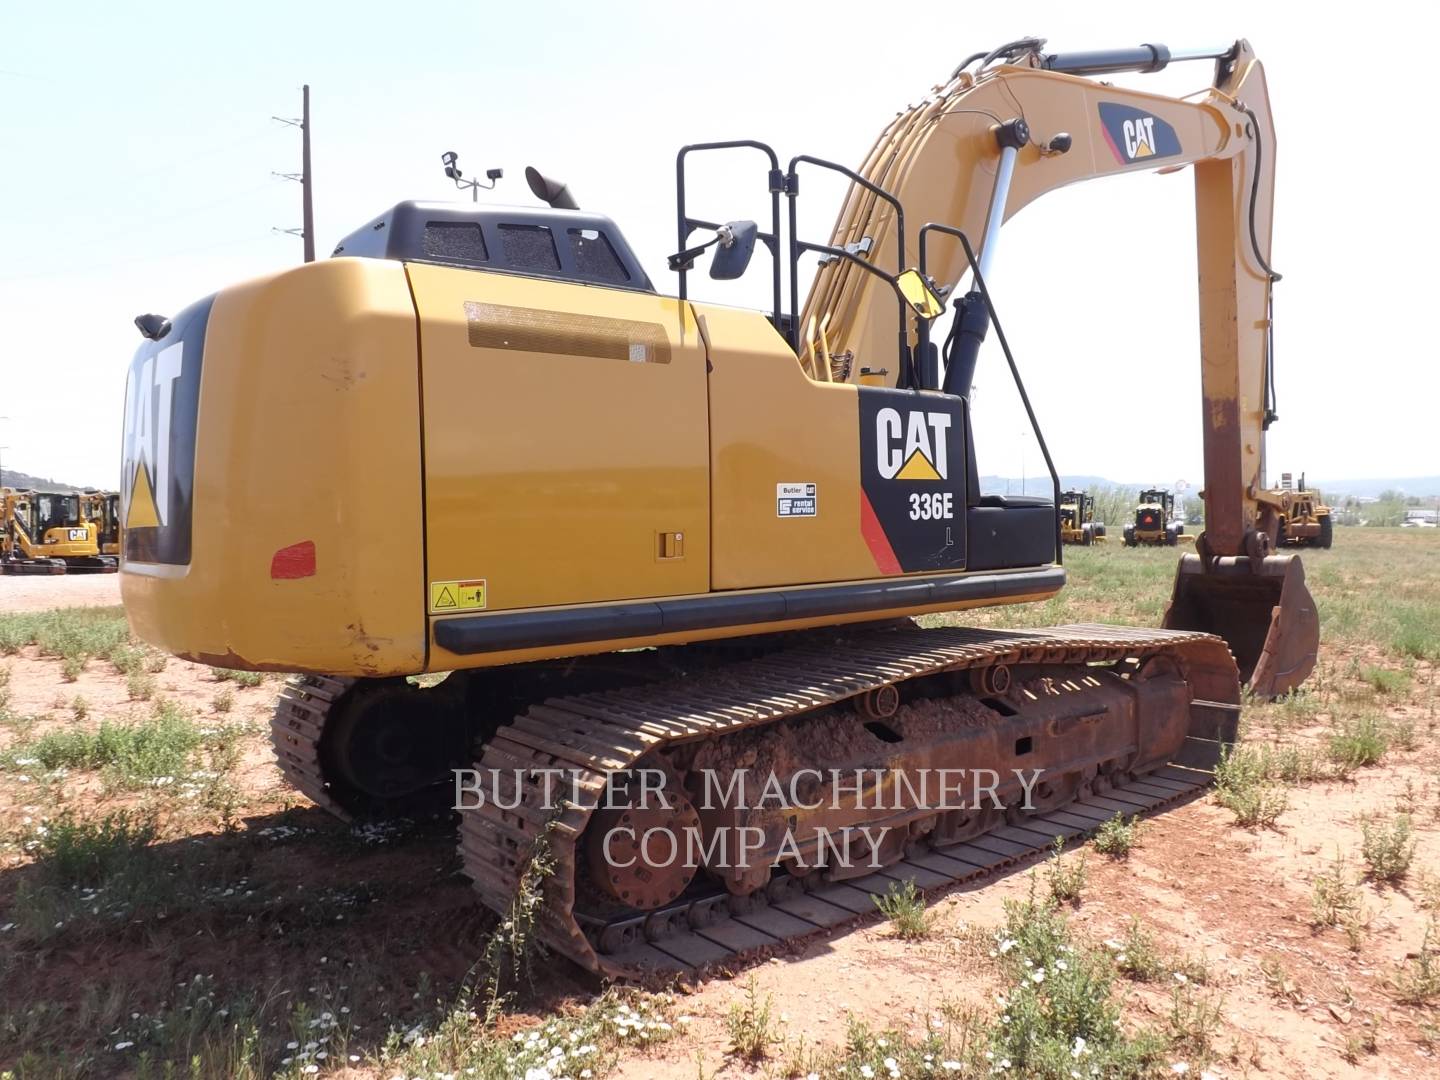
[81, 490, 122, 557]
[1059, 489, 1105, 545]
[1269, 473, 1333, 548]
[120, 38, 1318, 976]
[1123, 489, 1185, 546]
[1, 488, 116, 574]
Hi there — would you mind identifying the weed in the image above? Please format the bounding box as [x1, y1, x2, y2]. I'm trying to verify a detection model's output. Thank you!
[1343, 1030, 1378, 1063]
[1328, 712, 1389, 772]
[479, 812, 559, 1018]
[1092, 813, 1142, 858]
[1106, 919, 1209, 985]
[2, 702, 201, 788]
[22, 810, 157, 887]
[821, 1009, 985, 1079]
[1388, 715, 1417, 752]
[213, 687, 236, 714]
[0, 605, 131, 661]
[1044, 835, 1088, 904]
[726, 976, 780, 1062]
[60, 655, 84, 682]
[1260, 957, 1301, 1002]
[874, 878, 932, 939]
[1359, 665, 1410, 695]
[1393, 921, 1440, 1005]
[1214, 745, 1287, 828]
[70, 695, 89, 721]
[1166, 983, 1224, 1061]
[990, 883, 1166, 1078]
[212, 668, 264, 687]
[127, 670, 156, 701]
[144, 650, 169, 674]
[1360, 813, 1416, 883]
[1311, 851, 1364, 929]
[375, 989, 676, 1080]
[109, 644, 146, 675]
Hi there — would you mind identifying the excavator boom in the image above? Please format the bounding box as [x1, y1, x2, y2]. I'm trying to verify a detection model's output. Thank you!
[801, 39, 1315, 696]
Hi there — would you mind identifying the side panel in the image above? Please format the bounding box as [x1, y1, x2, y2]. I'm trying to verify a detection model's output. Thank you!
[701, 304, 878, 590]
[408, 264, 709, 611]
[121, 258, 427, 675]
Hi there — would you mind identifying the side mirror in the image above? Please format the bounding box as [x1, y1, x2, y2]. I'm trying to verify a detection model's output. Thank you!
[895, 269, 944, 319]
[709, 220, 758, 280]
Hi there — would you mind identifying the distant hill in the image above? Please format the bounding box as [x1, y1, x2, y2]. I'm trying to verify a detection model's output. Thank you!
[982, 474, 1440, 500]
[1310, 476, 1440, 500]
[0, 468, 84, 493]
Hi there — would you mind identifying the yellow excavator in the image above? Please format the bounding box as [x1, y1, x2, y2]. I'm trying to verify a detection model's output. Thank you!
[120, 38, 1317, 976]
[1, 488, 116, 574]
[81, 490, 122, 558]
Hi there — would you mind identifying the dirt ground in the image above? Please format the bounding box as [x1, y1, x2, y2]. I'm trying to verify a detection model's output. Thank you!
[1, 532, 1437, 1078]
[0, 571, 121, 613]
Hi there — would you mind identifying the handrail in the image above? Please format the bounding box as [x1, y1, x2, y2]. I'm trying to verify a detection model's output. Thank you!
[674, 141, 783, 328]
[920, 222, 1062, 563]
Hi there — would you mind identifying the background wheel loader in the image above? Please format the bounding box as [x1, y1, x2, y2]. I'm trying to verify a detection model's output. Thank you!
[119, 37, 1319, 976]
[1059, 489, 1106, 545]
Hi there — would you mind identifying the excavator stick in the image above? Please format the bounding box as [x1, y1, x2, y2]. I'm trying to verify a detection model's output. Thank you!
[1163, 553, 1318, 699]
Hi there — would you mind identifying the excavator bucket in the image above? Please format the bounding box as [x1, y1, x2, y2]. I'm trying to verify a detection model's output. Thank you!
[1163, 553, 1319, 699]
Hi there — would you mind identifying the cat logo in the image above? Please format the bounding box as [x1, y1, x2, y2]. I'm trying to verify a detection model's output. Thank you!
[122, 341, 184, 530]
[1123, 115, 1158, 158]
[875, 407, 951, 482]
[120, 294, 212, 567]
[1098, 102, 1182, 164]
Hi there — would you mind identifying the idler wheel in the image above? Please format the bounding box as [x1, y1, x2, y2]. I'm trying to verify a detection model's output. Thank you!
[585, 773, 701, 911]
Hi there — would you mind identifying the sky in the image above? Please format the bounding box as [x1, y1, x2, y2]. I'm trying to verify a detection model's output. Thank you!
[2, 0, 1436, 490]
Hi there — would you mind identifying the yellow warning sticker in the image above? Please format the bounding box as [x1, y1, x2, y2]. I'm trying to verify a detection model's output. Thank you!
[430, 579, 487, 613]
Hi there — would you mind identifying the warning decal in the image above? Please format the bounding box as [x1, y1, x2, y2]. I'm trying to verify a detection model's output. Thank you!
[430, 579, 487, 613]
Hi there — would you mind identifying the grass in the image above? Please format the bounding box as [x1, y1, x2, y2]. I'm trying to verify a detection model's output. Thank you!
[726, 977, 780, 1062]
[2, 698, 203, 788]
[874, 878, 932, 939]
[1360, 813, 1416, 883]
[0, 605, 131, 662]
[1092, 813, 1142, 858]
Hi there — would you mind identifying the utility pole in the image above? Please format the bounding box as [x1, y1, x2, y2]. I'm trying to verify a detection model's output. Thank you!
[272, 85, 315, 262]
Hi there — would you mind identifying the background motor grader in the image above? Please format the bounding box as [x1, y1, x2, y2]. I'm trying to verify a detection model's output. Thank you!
[1124, 489, 1185, 547]
[1059, 489, 1106, 545]
[1269, 473, 1333, 548]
